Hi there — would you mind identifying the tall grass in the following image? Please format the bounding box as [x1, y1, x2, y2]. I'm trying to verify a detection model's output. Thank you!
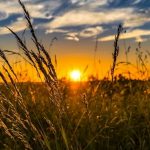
[111, 24, 123, 82]
[0, 0, 150, 150]
[0, 0, 62, 149]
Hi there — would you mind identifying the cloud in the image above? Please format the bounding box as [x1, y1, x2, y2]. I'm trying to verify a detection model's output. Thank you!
[0, 0, 62, 35]
[0, 0, 60, 20]
[124, 14, 150, 28]
[0, 19, 26, 35]
[79, 26, 103, 38]
[65, 36, 79, 41]
[25, 3, 52, 19]
[99, 29, 150, 42]
[0, 11, 8, 20]
[135, 36, 148, 43]
[49, 8, 133, 28]
[45, 28, 67, 34]
[65, 32, 79, 41]
[0, 2, 20, 16]
[48, 7, 149, 29]
[71, 0, 108, 6]
[0, 0, 150, 39]
[64, 26, 103, 41]
[88, 0, 109, 7]
[132, 0, 142, 5]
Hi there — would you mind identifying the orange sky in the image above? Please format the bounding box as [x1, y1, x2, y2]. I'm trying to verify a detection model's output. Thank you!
[0, 28, 150, 82]
[9, 39, 150, 82]
[0, 0, 150, 81]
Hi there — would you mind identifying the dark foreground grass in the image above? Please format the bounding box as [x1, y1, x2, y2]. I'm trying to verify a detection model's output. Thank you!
[1, 79, 150, 150]
[1, 0, 150, 150]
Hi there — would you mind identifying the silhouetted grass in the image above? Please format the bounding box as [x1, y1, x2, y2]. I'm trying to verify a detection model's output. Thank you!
[0, 0, 150, 150]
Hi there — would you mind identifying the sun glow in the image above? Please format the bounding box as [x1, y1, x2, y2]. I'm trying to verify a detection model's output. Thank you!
[70, 70, 81, 82]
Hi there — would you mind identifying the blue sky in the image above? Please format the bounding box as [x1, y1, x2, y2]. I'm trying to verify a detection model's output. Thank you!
[0, 0, 150, 42]
[0, 0, 150, 79]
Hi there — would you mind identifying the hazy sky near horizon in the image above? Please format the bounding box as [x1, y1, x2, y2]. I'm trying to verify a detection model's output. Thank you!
[0, 0, 150, 79]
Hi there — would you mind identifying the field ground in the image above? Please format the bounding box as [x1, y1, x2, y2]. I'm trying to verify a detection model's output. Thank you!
[1, 78, 150, 149]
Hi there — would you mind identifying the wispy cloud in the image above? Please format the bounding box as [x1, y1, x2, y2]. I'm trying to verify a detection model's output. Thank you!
[0, 0, 150, 41]
[124, 13, 150, 28]
[48, 8, 135, 28]
[44, 6, 150, 34]
[70, 0, 108, 6]
[0, 19, 26, 35]
[45, 28, 67, 34]
[99, 29, 150, 42]
[0, 0, 61, 20]
[79, 26, 103, 38]
[64, 26, 103, 41]
[0, 11, 8, 20]
[65, 32, 79, 41]
[132, 0, 142, 5]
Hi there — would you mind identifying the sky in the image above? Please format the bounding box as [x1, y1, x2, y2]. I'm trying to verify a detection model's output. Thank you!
[0, 0, 150, 80]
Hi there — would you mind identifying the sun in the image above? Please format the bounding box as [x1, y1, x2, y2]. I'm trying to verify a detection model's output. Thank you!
[70, 70, 81, 82]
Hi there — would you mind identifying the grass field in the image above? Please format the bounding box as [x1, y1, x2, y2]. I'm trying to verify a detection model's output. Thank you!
[1, 0, 150, 150]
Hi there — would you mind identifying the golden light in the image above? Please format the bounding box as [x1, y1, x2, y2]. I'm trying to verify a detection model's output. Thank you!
[70, 70, 81, 81]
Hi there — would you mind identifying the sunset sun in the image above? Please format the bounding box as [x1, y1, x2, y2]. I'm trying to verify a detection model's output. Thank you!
[70, 70, 81, 81]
